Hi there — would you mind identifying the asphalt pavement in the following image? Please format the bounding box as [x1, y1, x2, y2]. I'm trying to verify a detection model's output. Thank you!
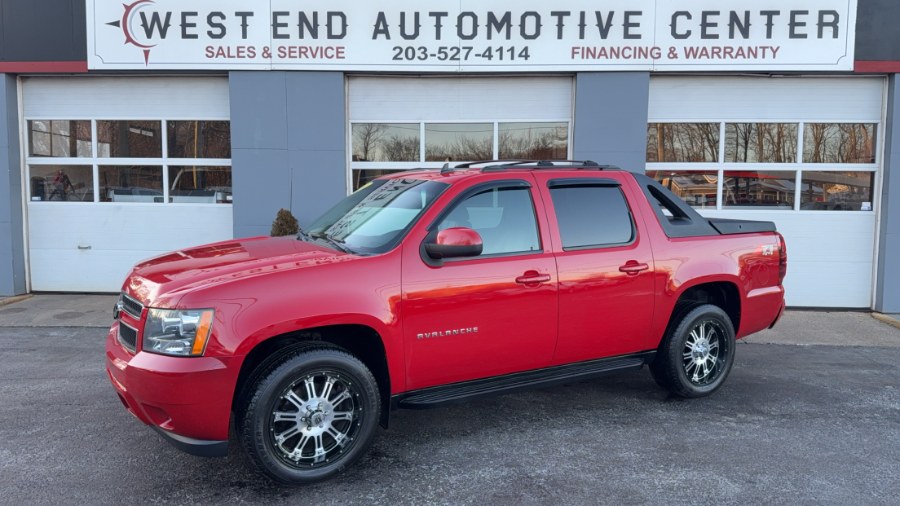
[0, 296, 898, 504]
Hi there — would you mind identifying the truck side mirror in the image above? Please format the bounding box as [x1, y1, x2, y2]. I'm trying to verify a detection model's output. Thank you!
[424, 227, 483, 259]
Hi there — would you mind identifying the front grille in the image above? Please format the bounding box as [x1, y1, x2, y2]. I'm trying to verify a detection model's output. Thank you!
[121, 293, 144, 319]
[118, 322, 138, 352]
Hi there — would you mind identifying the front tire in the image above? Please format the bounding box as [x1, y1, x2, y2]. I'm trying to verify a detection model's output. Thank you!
[650, 304, 736, 398]
[239, 348, 381, 485]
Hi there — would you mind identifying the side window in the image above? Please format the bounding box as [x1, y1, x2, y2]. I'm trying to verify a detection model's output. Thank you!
[437, 186, 541, 256]
[549, 184, 634, 249]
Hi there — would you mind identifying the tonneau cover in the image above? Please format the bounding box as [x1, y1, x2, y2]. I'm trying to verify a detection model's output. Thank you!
[708, 218, 777, 235]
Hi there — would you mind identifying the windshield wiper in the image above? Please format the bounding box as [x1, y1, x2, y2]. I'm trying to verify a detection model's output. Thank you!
[309, 231, 352, 254]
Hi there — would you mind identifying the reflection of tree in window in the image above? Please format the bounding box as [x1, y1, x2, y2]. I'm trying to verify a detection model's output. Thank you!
[499, 123, 568, 160]
[725, 123, 798, 163]
[425, 123, 493, 162]
[647, 123, 719, 162]
[803, 124, 876, 163]
[168, 121, 231, 158]
[97, 121, 162, 158]
[352, 123, 419, 162]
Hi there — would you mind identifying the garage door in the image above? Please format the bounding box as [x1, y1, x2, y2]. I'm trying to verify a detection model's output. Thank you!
[23, 77, 234, 292]
[348, 76, 573, 190]
[647, 76, 884, 307]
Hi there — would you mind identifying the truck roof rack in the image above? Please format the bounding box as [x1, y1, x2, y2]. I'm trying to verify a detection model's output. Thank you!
[477, 160, 620, 172]
[437, 160, 622, 175]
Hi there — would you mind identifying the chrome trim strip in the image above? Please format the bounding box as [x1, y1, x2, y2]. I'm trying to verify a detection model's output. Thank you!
[121, 293, 144, 320]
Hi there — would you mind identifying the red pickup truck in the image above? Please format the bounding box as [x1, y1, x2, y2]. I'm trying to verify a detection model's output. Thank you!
[106, 161, 786, 484]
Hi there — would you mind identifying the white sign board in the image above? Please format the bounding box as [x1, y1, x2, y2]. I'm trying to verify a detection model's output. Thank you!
[87, 0, 857, 71]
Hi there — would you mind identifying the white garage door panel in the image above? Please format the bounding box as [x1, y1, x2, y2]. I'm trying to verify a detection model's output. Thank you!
[649, 77, 883, 122]
[27, 204, 233, 292]
[699, 210, 875, 307]
[23, 77, 233, 293]
[23, 77, 230, 119]
[349, 77, 572, 121]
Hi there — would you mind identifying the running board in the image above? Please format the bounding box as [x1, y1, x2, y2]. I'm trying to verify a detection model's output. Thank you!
[394, 351, 655, 409]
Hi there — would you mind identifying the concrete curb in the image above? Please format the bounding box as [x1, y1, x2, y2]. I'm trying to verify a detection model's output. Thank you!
[0, 294, 32, 308]
[872, 312, 900, 330]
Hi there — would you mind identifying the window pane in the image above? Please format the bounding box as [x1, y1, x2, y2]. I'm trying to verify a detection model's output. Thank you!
[99, 165, 163, 203]
[28, 165, 93, 202]
[647, 170, 718, 209]
[425, 123, 493, 162]
[803, 124, 877, 163]
[352, 123, 420, 162]
[799, 171, 874, 211]
[550, 185, 633, 248]
[351, 169, 408, 191]
[499, 122, 568, 160]
[167, 121, 231, 158]
[647, 123, 719, 163]
[97, 121, 162, 158]
[168, 166, 232, 204]
[723, 171, 795, 209]
[438, 186, 540, 255]
[28, 120, 92, 158]
[724, 123, 798, 163]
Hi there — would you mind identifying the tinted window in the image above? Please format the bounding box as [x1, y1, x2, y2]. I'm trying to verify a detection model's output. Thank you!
[550, 185, 634, 249]
[437, 186, 540, 255]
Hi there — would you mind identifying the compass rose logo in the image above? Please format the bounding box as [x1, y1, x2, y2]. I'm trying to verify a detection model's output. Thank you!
[106, 0, 160, 65]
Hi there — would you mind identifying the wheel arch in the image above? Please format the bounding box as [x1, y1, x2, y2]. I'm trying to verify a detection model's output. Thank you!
[232, 323, 393, 428]
[661, 279, 742, 345]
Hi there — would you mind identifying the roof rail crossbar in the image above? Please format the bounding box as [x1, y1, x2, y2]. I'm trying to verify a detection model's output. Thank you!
[479, 160, 618, 172]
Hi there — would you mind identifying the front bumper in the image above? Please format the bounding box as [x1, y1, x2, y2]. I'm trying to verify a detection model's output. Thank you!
[105, 322, 237, 457]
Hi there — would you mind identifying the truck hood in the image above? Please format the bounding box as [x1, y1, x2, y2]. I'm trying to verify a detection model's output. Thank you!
[123, 236, 352, 306]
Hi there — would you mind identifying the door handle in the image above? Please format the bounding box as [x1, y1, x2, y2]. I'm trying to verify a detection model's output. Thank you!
[515, 271, 551, 285]
[618, 261, 649, 275]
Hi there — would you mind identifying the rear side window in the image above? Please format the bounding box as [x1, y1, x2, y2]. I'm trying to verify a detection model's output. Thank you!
[549, 184, 634, 249]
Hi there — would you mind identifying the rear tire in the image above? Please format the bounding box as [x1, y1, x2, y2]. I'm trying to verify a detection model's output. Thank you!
[650, 304, 736, 398]
[239, 348, 381, 485]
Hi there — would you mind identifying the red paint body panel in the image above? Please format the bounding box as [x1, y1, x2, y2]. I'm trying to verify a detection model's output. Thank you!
[105, 168, 785, 448]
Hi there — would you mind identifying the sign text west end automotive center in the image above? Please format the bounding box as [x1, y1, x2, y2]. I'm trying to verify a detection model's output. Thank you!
[87, 0, 857, 72]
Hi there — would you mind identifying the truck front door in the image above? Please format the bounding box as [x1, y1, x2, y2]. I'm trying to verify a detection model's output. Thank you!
[401, 178, 558, 390]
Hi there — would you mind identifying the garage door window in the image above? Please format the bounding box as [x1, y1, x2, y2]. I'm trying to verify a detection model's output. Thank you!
[27, 120, 92, 158]
[350, 121, 571, 190]
[27, 119, 232, 204]
[646, 121, 877, 212]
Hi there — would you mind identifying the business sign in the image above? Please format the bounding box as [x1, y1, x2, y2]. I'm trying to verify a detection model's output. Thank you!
[87, 0, 857, 71]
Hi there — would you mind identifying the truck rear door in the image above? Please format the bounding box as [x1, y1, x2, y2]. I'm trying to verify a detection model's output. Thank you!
[533, 172, 656, 364]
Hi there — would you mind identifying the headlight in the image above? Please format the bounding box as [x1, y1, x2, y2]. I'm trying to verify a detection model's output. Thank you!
[143, 308, 214, 357]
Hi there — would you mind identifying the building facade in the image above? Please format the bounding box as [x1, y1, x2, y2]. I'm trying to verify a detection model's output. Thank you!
[0, 0, 898, 311]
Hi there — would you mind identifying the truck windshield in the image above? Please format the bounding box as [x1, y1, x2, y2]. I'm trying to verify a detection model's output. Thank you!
[306, 178, 449, 255]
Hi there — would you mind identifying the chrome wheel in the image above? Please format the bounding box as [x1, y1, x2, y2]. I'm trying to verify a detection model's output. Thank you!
[681, 319, 727, 386]
[269, 370, 362, 468]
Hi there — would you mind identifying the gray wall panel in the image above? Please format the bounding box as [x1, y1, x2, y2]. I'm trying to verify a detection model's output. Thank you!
[289, 150, 347, 229]
[573, 72, 650, 172]
[875, 74, 900, 313]
[230, 71, 346, 238]
[229, 72, 288, 151]
[0, 74, 25, 295]
[286, 72, 345, 152]
[230, 148, 291, 238]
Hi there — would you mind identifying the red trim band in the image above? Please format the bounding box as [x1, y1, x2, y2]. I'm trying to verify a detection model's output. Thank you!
[0, 61, 88, 73]
[855, 61, 900, 73]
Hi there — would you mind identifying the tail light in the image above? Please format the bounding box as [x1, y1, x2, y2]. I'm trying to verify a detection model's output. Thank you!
[777, 232, 787, 283]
